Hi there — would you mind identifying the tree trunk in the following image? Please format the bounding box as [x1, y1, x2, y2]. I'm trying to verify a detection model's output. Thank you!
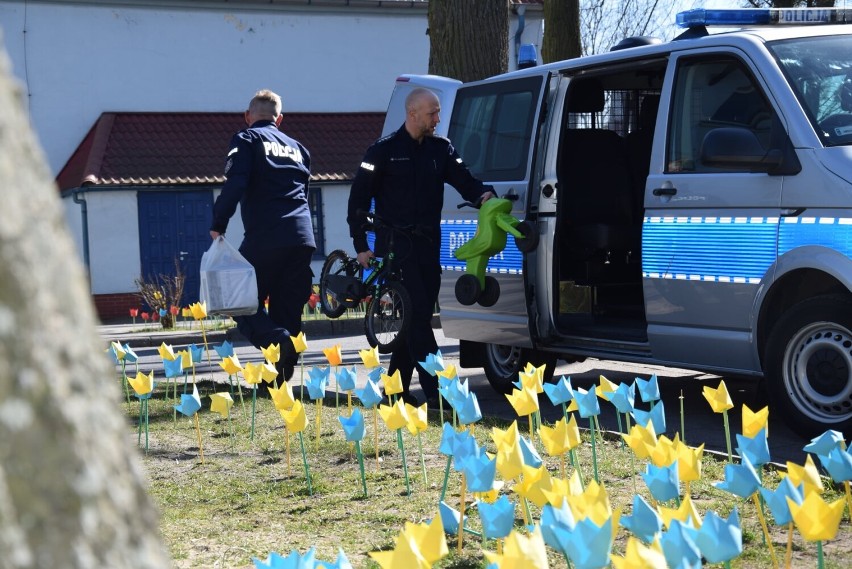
[542, 0, 582, 63]
[428, 0, 508, 82]
[0, 47, 170, 568]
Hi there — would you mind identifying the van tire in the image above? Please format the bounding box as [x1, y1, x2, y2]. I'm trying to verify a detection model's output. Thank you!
[765, 294, 852, 437]
[483, 343, 557, 394]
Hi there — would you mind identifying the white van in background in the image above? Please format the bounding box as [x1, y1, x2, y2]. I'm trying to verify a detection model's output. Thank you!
[380, 8, 852, 437]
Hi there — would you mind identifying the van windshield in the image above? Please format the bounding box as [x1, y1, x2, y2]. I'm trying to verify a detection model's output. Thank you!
[769, 34, 852, 147]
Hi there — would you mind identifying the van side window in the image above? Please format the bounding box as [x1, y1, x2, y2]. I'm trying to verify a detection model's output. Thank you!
[666, 57, 773, 173]
[448, 76, 543, 182]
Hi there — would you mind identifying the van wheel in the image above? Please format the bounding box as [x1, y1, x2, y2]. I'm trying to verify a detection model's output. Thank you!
[765, 294, 852, 438]
[483, 343, 556, 394]
[455, 274, 480, 306]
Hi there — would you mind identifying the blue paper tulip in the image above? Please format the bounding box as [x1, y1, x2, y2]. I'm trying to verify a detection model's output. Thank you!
[622, 494, 663, 543]
[636, 374, 660, 403]
[573, 386, 600, 419]
[609, 381, 636, 415]
[461, 451, 496, 493]
[338, 408, 365, 442]
[735, 428, 771, 467]
[214, 341, 234, 358]
[163, 356, 184, 379]
[714, 455, 761, 499]
[439, 422, 459, 456]
[439, 501, 467, 536]
[451, 429, 479, 471]
[643, 461, 680, 503]
[540, 499, 576, 553]
[355, 377, 383, 409]
[543, 375, 574, 406]
[694, 508, 743, 564]
[661, 519, 702, 569]
[456, 390, 483, 425]
[159, 308, 168, 318]
[418, 350, 445, 376]
[306, 366, 329, 400]
[804, 429, 846, 457]
[174, 385, 202, 417]
[818, 445, 852, 483]
[562, 516, 613, 569]
[253, 547, 316, 569]
[188, 343, 204, 364]
[478, 495, 516, 540]
[519, 435, 543, 468]
[631, 399, 666, 434]
[759, 476, 803, 526]
[122, 344, 139, 363]
[336, 365, 357, 392]
[441, 377, 469, 410]
[366, 366, 386, 384]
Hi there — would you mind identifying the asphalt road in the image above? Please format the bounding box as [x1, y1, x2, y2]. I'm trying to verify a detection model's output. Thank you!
[103, 319, 810, 466]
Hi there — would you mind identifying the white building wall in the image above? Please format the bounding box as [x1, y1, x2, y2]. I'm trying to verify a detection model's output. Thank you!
[0, 1, 431, 175]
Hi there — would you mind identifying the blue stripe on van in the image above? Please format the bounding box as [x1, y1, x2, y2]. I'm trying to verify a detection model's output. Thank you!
[440, 219, 524, 274]
[643, 216, 852, 283]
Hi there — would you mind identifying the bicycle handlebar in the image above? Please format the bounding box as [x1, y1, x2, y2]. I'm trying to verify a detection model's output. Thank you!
[355, 209, 428, 239]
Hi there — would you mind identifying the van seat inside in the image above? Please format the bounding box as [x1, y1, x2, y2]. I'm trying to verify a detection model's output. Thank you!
[559, 78, 640, 285]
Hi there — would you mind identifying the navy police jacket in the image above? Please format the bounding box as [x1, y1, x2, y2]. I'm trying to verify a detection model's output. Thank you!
[347, 125, 492, 260]
[211, 120, 316, 252]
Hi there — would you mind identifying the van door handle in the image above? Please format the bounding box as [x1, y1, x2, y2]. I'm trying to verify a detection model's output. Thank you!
[652, 187, 677, 196]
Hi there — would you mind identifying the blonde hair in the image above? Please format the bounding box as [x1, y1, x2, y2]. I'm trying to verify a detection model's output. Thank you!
[249, 89, 282, 119]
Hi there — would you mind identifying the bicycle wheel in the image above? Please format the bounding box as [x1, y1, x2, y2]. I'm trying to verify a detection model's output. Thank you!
[365, 281, 412, 354]
[319, 249, 355, 318]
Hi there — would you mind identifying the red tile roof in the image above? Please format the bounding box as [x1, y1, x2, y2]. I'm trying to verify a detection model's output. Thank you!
[56, 111, 385, 191]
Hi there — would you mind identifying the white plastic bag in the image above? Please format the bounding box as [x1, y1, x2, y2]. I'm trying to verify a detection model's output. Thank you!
[199, 238, 258, 316]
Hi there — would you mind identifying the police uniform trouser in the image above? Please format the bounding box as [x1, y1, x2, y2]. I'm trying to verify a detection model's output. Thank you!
[235, 244, 314, 355]
[389, 246, 441, 399]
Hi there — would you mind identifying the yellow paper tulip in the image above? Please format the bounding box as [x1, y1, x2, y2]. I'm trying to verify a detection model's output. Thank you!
[261, 343, 280, 364]
[702, 380, 733, 413]
[659, 495, 702, 529]
[260, 362, 278, 383]
[323, 344, 343, 367]
[281, 399, 308, 433]
[514, 464, 553, 508]
[269, 383, 296, 411]
[506, 385, 539, 417]
[242, 362, 264, 385]
[290, 332, 308, 354]
[369, 533, 430, 569]
[622, 422, 657, 460]
[405, 402, 428, 435]
[742, 404, 769, 439]
[189, 301, 207, 320]
[128, 370, 154, 395]
[210, 392, 234, 418]
[158, 342, 176, 361]
[379, 400, 409, 431]
[401, 511, 449, 565]
[786, 454, 824, 495]
[567, 479, 612, 526]
[484, 526, 549, 569]
[436, 364, 458, 381]
[596, 374, 619, 401]
[648, 434, 678, 467]
[382, 369, 404, 396]
[181, 306, 192, 318]
[675, 441, 704, 483]
[359, 345, 380, 368]
[611, 537, 666, 569]
[219, 355, 243, 375]
[540, 415, 581, 457]
[788, 492, 845, 541]
[177, 349, 192, 369]
[110, 341, 126, 361]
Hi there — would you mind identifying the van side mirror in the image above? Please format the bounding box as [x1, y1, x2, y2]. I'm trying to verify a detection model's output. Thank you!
[700, 127, 800, 175]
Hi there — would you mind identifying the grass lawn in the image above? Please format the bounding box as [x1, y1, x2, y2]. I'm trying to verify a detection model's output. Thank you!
[126, 382, 852, 568]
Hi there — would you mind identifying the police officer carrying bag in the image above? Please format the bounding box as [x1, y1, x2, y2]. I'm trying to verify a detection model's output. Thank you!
[199, 236, 259, 316]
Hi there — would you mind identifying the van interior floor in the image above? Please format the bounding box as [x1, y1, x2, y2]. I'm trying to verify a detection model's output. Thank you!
[556, 313, 648, 343]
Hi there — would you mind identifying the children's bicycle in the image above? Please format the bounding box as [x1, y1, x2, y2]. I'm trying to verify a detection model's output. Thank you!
[318, 211, 416, 354]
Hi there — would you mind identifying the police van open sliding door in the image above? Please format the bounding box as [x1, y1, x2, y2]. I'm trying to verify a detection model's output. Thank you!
[643, 52, 783, 373]
[438, 72, 551, 392]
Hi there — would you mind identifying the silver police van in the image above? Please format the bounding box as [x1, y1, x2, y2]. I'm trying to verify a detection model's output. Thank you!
[382, 8, 852, 436]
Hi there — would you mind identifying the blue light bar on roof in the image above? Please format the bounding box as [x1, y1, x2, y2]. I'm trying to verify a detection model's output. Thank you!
[676, 8, 852, 28]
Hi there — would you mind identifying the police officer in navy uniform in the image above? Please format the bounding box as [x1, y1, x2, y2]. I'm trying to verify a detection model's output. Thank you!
[347, 87, 494, 406]
[210, 89, 315, 381]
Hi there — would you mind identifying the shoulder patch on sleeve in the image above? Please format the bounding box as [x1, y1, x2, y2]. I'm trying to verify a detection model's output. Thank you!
[360, 162, 375, 172]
